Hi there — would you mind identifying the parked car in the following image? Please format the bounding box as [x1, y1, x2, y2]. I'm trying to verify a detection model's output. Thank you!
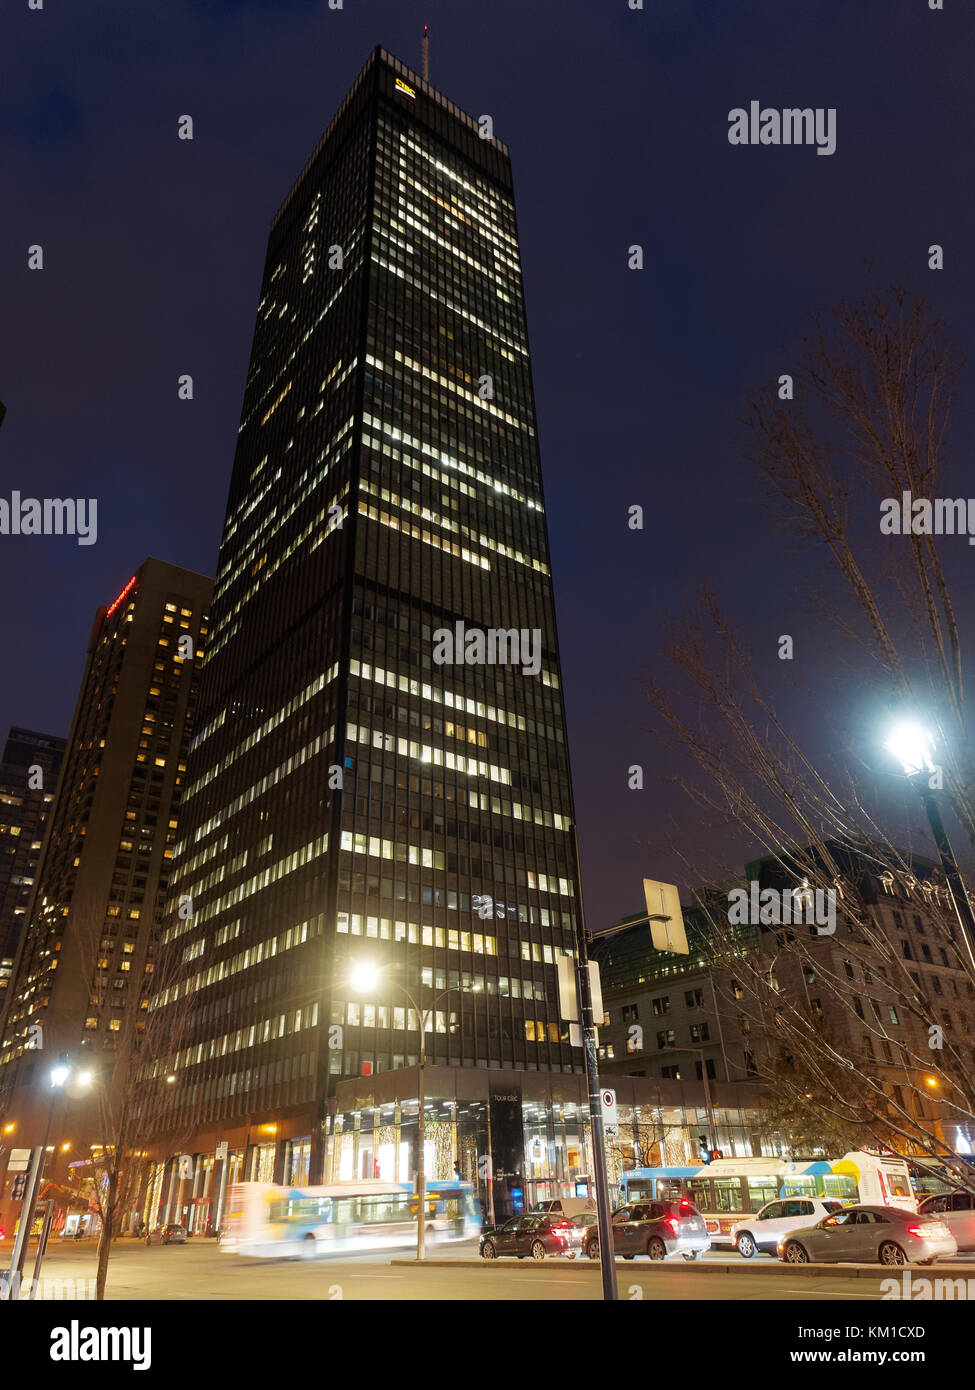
[731, 1197, 846, 1258]
[479, 1212, 582, 1260]
[531, 1197, 596, 1220]
[582, 1200, 710, 1262]
[145, 1223, 188, 1246]
[777, 1204, 957, 1266]
[918, 1190, 975, 1253]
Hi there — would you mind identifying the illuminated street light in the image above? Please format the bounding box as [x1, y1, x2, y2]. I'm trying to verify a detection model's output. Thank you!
[349, 962, 380, 994]
[49, 1062, 71, 1089]
[884, 722, 937, 778]
[884, 718, 975, 975]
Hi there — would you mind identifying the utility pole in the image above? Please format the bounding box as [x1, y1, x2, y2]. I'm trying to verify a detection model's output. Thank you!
[569, 823, 617, 1301]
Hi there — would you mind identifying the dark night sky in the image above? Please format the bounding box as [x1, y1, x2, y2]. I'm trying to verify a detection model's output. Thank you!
[2, 0, 974, 926]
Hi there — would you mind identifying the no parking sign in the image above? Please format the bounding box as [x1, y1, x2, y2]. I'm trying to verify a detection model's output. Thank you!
[600, 1087, 619, 1139]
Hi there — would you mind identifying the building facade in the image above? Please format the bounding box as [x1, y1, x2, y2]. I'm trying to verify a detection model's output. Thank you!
[0, 728, 65, 1001]
[0, 558, 211, 1233]
[140, 47, 582, 1220]
[595, 849, 975, 1158]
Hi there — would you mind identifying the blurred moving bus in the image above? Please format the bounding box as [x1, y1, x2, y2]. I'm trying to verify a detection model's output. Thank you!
[221, 1180, 481, 1257]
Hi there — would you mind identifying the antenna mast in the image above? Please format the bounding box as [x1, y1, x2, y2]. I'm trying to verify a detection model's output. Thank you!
[422, 24, 429, 83]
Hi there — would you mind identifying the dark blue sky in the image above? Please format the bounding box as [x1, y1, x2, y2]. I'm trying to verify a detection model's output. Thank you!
[2, 0, 973, 925]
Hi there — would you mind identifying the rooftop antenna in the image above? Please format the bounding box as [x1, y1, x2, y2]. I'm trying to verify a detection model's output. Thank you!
[422, 24, 429, 83]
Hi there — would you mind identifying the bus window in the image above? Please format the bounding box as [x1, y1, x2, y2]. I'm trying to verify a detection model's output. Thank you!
[713, 1179, 745, 1213]
[657, 1178, 683, 1201]
[687, 1178, 712, 1210]
[747, 1178, 780, 1210]
[884, 1172, 913, 1200]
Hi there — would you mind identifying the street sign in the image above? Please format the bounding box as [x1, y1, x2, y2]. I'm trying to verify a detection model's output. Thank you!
[600, 1087, 619, 1139]
[8, 1148, 31, 1173]
[642, 879, 689, 954]
[215, 1141, 228, 1162]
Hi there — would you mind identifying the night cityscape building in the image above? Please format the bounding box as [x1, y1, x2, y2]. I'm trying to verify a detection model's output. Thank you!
[139, 46, 583, 1226]
[0, 557, 211, 1234]
[593, 845, 975, 1159]
[0, 727, 65, 1001]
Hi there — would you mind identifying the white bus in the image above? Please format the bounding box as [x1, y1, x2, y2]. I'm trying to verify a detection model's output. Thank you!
[221, 1180, 481, 1258]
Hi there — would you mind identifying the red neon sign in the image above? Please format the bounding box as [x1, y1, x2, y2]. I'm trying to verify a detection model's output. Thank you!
[106, 576, 137, 618]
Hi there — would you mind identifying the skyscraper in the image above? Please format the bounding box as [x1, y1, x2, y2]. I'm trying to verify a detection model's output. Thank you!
[0, 558, 211, 1211]
[0, 728, 66, 1000]
[145, 47, 580, 1202]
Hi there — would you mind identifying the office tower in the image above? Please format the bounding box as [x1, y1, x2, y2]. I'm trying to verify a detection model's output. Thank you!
[146, 47, 579, 1195]
[0, 558, 211, 1154]
[0, 728, 66, 999]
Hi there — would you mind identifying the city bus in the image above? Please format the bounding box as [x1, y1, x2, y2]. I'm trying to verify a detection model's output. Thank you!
[619, 1158, 852, 1245]
[619, 1152, 915, 1244]
[221, 1180, 481, 1258]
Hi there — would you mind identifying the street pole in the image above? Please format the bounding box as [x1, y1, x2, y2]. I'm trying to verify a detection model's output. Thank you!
[7, 1083, 58, 1294]
[570, 822, 618, 1301]
[918, 785, 975, 975]
[416, 1023, 426, 1261]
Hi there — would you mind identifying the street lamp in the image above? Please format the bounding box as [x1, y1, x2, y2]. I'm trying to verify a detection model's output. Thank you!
[884, 721, 975, 975]
[7, 1054, 92, 1296]
[349, 961, 475, 1261]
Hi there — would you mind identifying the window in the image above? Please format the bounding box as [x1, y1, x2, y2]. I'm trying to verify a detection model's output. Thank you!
[684, 988, 704, 1009]
[622, 1003, 639, 1022]
[651, 997, 670, 1016]
[656, 1029, 675, 1049]
[690, 1022, 710, 1043]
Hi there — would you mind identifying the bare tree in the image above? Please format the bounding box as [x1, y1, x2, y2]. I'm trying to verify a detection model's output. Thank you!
[646, 286, 975, 1188]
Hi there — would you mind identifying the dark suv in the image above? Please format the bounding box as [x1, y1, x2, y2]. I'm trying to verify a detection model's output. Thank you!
[479, 1212, 582, 1260]
[582, 1200, 710, 1262]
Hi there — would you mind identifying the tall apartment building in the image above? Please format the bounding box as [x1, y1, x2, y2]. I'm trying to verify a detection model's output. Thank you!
[143, 47, 580, 1216]
[0, 559, 211, 1232]
[0, 728, 66, 999]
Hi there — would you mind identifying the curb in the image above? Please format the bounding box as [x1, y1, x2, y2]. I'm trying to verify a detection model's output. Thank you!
[389, 1257, 975, 1278]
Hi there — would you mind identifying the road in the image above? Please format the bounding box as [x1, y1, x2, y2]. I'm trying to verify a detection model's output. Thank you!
[3, 1236, 972, 1299]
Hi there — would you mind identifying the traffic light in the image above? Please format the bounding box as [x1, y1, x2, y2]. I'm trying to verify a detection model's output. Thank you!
[698, 1136, 712, 1164]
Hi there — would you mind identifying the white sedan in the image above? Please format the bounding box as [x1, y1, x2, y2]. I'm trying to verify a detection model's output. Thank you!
[731, 1197, 846, 1258]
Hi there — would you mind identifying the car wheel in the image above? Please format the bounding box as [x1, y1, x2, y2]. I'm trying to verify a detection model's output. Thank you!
[623, 1254, 635, 1260]
[530, 1240, 546, 1261]
[299, 1233, 317, 1259]
[481, 1240, 497, 1260]
[682, 1251, 702, 1261]
[879, 1241, 907, 1267]
[736, 1232, 756, 1259]
[647, 1237, 667, 1261]
[917, 1257, 936, 1266]
[785, 1241, 809, 1264]
[567, 1252, 577, 1260]
[585, 1239, 599, 1260]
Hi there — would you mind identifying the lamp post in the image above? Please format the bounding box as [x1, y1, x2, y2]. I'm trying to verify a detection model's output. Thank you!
[884, 722, 975, 975]
[6, 1054, 91, 1297]
[350, 963, 475, 1261]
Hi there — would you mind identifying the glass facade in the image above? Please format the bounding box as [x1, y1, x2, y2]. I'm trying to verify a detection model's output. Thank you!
[145, 47, 581, 1164]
